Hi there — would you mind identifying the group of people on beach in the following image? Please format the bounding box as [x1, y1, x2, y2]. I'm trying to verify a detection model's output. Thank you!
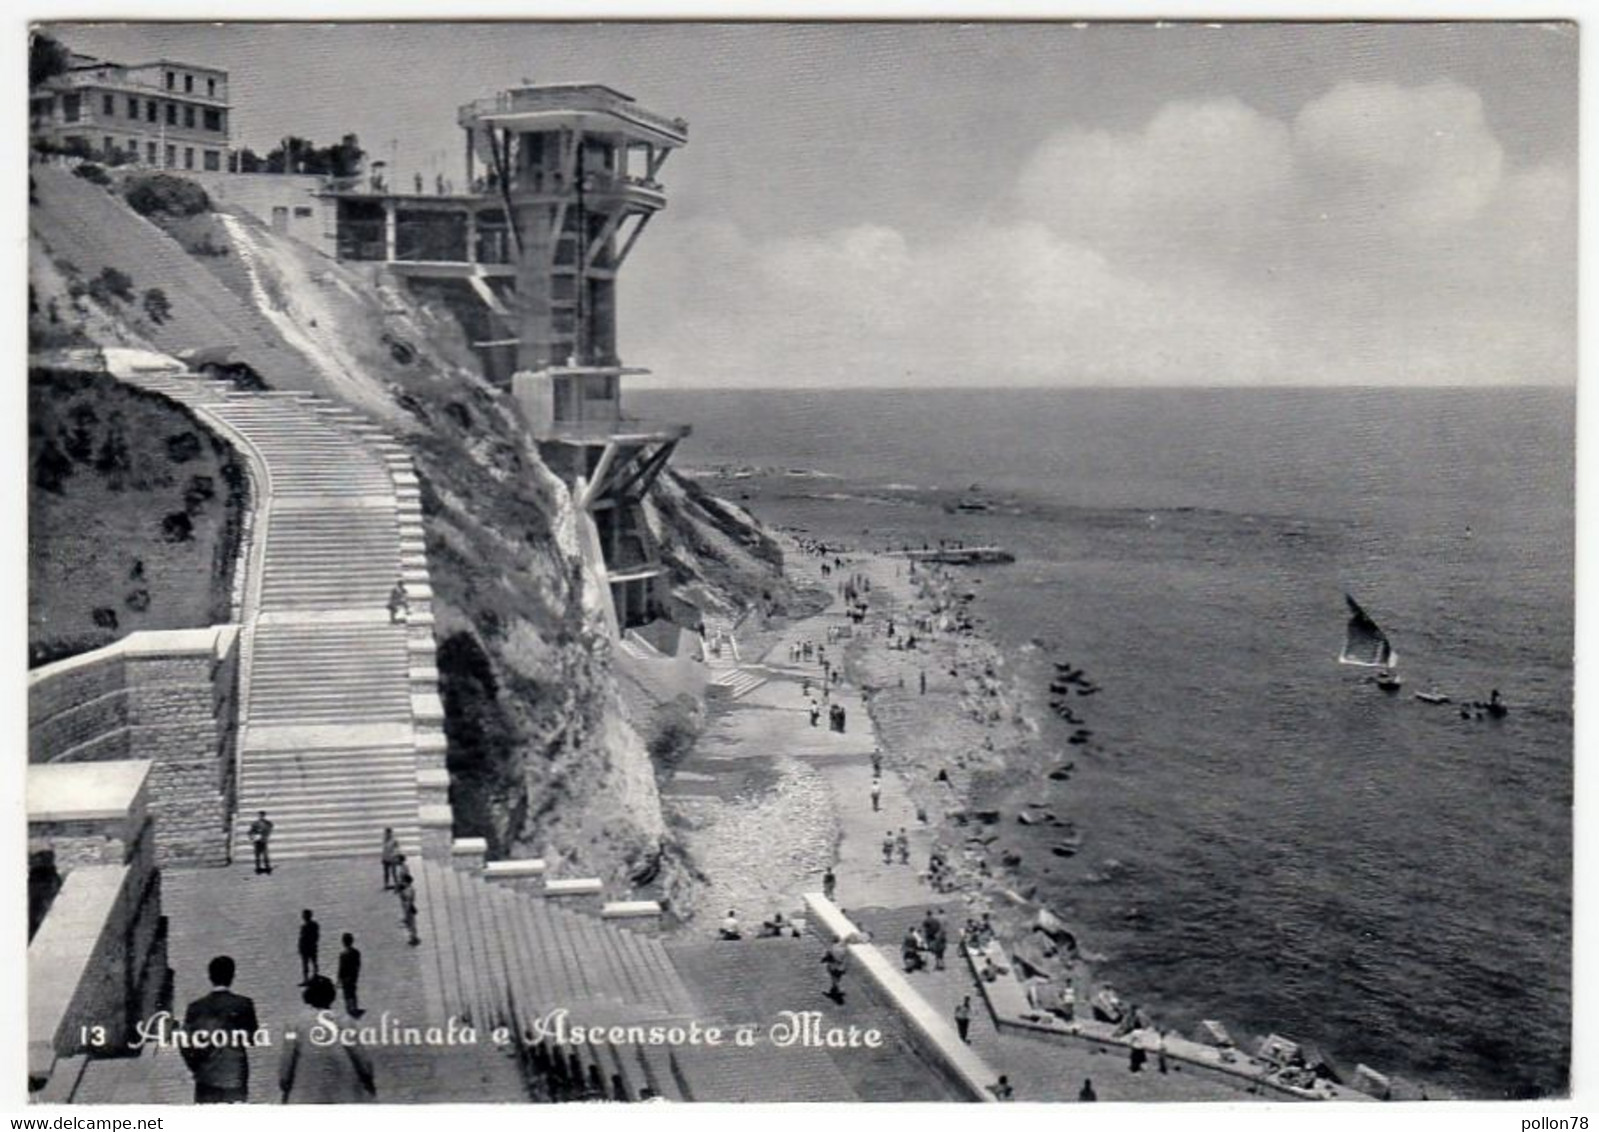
[901, 909, 948, 973]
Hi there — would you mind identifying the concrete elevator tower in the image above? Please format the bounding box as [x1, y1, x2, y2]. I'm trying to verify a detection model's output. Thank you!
[458, 84, 692, 638]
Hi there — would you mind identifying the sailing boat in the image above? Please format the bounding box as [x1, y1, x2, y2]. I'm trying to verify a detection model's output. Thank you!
[1340, 594, 1402, 691]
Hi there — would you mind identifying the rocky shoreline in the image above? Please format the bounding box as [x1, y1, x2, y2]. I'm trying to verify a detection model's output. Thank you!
[660, 528, 1426, 1099]
[829, 538, 1437, 1101]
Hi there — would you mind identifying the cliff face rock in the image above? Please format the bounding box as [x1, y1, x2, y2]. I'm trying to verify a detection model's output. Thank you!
[647, 468, 794, 619]
[28, 167, 784, 900]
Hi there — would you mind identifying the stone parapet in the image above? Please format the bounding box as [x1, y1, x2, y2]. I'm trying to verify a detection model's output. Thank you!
[483, 858, 548, 893]
[601, 899, 664, 936]
[28, 862, 163, 1089]
[419, 804, 454, 860]
[450, 836, 488, 872]
[543, 877, 604, 914]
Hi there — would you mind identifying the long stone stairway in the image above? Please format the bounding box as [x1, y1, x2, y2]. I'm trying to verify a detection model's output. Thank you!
[122, 375, 428, 861]
[65, 363, 786, 1103]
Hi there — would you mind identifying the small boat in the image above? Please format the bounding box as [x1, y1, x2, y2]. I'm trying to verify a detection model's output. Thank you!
[1374, 669, 1403, 693]
[1415, 691, 1451, 705]
[1340, 595, 1398, 669]
[1342, 595, 1405, 694]
[899, 546, 1015, 565]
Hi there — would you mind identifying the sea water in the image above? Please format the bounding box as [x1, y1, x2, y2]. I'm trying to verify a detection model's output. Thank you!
[634, 386, 1574, 1098]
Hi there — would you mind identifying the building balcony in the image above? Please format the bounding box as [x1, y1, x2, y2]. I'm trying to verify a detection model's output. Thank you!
[534, 416, 691, 445]
[506, 170, 667, 210]
[458, 84, 688, 145]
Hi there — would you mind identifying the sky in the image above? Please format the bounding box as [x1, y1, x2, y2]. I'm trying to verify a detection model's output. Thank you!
[48, 20, 1578, 388]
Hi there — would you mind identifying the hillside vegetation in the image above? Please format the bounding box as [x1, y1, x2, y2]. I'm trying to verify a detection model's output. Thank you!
[28, 163, 791, 904]
[28, 366, 246, 666]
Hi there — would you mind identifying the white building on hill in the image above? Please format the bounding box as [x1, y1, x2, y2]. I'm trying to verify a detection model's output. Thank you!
[31, 50, 231, 173]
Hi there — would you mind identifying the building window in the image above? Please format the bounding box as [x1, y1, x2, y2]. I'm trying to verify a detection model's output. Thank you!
[146, 100, 156, 123]
[203, 150, 220, 172]
[63, 94, 80, 123]
[294, 206, 314, 218]
[184, 74, 194, 93]
[165, 71, 175, 90]
[165, 144, 176, 168]
[203, 108, 222, 132]
[184, 106, 195, 129]
[126, 96, 138, 117]
[103, 136, 114, 156]
[147, 141, 157, 164]
[184, 147, 194, 170]
[102, 94, 115, 116]
[207, 77, 216, 97]
[166, 103, 177, 126]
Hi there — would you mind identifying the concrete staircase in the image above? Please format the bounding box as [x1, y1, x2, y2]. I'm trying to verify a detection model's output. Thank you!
[702, 616, 769, 700]
[618, 630, 665, 662]
[416, 860, 695, 1032]
[413, 859, 713, 1100]
[105, 371, 432, 862]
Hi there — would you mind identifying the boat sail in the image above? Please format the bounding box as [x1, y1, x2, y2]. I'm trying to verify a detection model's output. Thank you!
[1340, 594, 1398, 668]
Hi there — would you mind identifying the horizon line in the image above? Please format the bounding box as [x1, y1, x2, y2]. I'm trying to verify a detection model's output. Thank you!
[629, 381, 1578, 393]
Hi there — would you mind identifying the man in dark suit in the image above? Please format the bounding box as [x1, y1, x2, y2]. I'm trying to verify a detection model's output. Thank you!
[181, 955, 260, 1104]
[337, 932, 363, 1017]
[298, 909, 320, 984]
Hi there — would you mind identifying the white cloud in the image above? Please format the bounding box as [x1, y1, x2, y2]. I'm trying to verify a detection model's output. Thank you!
[1016, 97, 1295, 254]
[623, 81, 1573, 388]
[1293, 81, 1504, 233]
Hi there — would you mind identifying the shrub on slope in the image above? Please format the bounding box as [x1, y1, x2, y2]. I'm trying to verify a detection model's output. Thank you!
[28, 367, 247, 666]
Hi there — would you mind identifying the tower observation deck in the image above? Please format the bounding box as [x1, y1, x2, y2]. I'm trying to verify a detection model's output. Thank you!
[456, 83, 692, 637]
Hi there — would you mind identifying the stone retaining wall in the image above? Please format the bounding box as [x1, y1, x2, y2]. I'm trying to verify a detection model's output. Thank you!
[29, 627, 240, 867]
[27, 863, 164, 1084]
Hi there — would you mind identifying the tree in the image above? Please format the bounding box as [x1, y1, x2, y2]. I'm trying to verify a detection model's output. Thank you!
[142, 288, 171, 325]
[124, 173, 211, 217]
[260, 133, 365, 178]
[30, 33, 70, 89]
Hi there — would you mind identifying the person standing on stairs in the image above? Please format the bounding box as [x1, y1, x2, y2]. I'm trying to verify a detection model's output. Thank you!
[337, 933, 363, 1017]
[955, 996, 972, 1044]
[381, 828, 401, 890]
[822, 866, 837, 902]
[394, 859, 420, 946]
[248, 811, 273, 875]
[387, 582, 407, 624]
[298, 910, 321, 985]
